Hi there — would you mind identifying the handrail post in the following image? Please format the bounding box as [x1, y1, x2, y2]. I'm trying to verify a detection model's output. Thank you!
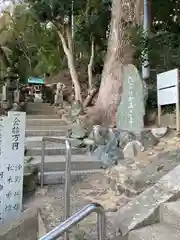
[64, 140, 71, 240]
[41, 138, 45, 188]
[98, 213, 106, 240]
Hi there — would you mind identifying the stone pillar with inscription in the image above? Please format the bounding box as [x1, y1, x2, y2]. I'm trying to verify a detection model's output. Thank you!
[0, 112, 26, 224]
[116, 64, 145, 136]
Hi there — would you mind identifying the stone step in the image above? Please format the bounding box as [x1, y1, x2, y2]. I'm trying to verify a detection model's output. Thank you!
[37, 169, 103, 185]
[31, 155, 102, 172]
[26, 136, 83, 148]
[26, 118, 66, 126]
[26, 129, 67, 137]
[27, 115, 59, 119]
[26, 125, 70, 131]
[26, 146, 87, 156]
[128, 223, 180, 240]
[160, 201, 180, 229]
[26, 102, 52, 108]
[26, 103, 55, 115]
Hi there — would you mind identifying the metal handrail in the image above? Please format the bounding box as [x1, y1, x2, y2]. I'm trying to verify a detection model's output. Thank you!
[40, 137, 71, 188]
[41, 137, 72, 240]
[39, 203, 106, 240]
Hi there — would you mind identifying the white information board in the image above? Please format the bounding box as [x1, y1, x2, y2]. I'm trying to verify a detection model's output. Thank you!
[0, 112, 26, 224]
[157, 69, 179, 131]
[157, 68, 179, 105]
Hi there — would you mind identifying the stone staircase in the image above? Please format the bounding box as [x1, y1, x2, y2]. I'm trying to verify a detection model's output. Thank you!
[25, 102, 102, 185]
[126, 200, 180, 239]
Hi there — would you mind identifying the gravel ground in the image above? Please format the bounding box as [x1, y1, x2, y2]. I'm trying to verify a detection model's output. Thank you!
[23, 172, 128, 240]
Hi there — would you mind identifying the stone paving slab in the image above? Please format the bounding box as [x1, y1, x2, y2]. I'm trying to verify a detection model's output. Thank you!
[160, 201, 180, 229]
[111, 163, 180, 236]
[128, 223, 180, 240]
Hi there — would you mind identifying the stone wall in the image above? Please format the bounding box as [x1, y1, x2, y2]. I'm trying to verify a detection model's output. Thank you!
[0, 208, 38, 240]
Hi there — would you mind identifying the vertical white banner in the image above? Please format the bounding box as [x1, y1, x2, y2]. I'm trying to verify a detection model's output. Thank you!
[2, 111, 26, 224]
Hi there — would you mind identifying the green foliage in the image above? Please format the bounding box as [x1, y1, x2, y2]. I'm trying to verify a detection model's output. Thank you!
[26, 0, 87, 25]
[152, 0, 180, 33]
[26, 0, 111, 77]
[75, 0, 111, 48]
[0, 4, 66, 82]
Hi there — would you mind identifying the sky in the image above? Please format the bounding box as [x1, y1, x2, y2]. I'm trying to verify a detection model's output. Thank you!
[0, 0, 14, 12]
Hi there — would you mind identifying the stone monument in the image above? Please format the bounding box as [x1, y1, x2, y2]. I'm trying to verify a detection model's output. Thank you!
[54, 82, 64, 107]
[116, 64, 145, 135]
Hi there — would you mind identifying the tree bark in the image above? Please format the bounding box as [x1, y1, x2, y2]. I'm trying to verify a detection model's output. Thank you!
[83, 88, 97, 108]
[57, 26, 82, 103]
[0, 45, 10, 67]
[95, 0, 144, 125]
[88, 38, 95, 91]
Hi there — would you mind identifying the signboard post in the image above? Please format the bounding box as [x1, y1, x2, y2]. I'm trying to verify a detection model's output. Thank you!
[157, 69, 179, 131]
[0, 112, 26, 224]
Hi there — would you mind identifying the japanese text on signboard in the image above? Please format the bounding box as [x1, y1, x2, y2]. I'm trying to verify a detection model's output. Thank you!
[12, 118, 20, 151]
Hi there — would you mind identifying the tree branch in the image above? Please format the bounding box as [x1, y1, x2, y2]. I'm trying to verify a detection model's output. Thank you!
[88, 37, 95, 91]
[65, 24, 73, 54]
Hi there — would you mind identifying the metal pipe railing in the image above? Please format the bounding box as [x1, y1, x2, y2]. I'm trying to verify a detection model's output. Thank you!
[40, 137, 71, 188]
[64, 139, 71, 240]
[40, 137, 72, 240]
[39, 203, 106, 240]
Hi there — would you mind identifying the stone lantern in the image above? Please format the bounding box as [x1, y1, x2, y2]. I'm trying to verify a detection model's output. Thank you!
[4, 67, 19, 108]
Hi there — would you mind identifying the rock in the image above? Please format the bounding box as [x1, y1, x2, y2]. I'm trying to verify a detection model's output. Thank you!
[24, 163, 37, 176]
[70, 124, 87, 139]
[151, 126, 169, 138]
[83, 138, 95, 146]
[70, 139, 84, 148]
[71, 101, 83, 118]
[61, 113, 71, 123]
[123, 140, 144, 159]
[92, 125, 110, 145]
[56, 107, 65, 117]
[123, 142, 135, 159]
[11, 102, 21, 111]
[141, 130, 159, 149]
[105, 202, 118, 213]
[92, 145, 124, 168]
[118, 130, 136, 149]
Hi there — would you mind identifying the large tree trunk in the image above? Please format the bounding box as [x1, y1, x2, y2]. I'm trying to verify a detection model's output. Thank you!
[57, 25, 82, 103]
[95, 0, 144, 125]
